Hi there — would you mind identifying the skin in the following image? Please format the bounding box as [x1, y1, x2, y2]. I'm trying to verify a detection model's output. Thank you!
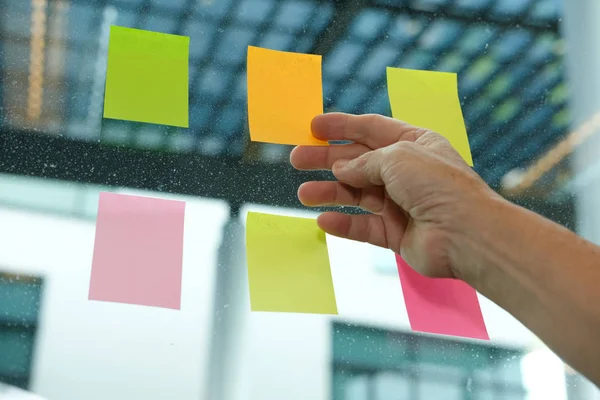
[291, 112, 600, 386]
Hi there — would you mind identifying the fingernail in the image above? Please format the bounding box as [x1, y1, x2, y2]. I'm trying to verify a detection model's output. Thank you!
[325, 113, 346, 128]
[335, 160, 349, 169]
[333, 160, 350, 174]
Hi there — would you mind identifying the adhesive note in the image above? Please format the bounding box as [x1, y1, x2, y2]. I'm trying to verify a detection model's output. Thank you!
[89, 192, 186, 309]
[103, 25, 189, 127]
[395, 254, 489, 340]
[245, 212, 338, 314]
[247, 46, 326, 146]
[386, 67, 473, 166]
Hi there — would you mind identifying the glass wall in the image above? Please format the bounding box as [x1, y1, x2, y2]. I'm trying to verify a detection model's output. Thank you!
[1, 0, 599, 399]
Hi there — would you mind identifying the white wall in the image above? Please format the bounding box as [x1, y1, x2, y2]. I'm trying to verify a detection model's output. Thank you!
[0, 190, 569, 400]
[0, 195, 229, 400]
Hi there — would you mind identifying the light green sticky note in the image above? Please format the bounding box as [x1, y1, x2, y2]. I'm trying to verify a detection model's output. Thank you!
[245, 212, 338, 315]
[103, 25, 189, 127]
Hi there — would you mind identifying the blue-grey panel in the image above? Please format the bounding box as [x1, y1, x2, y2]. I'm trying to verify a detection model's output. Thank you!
[336, 83, 368, 112]
[526, 34, 555, 64]
[492, 0, 534, 18]
[235, 0, 275, 26]
[143, 13, 178, 33]
[0, 0, 569, 182]
[522, 64, 562, 102]
[195, 0, 234, 22]
[185, 21, 216, 61]
[529, 0, 562, 22]
[296, 35, 316, 53]
[275, 0, 316, 32]
[215, 27, 256, 65]
[526, 104, 557, 129]
[259, 31, 294, 52]
[310, 3, 334, 33]
[493, 29, 533, 62]
[350, 9, 390, 41]
[364, 86, 390, 115]
[419, 20, 463, 52]
[68, 4, 99, 45]
[111, 0, 145, 7]
[115, 10, 138, 29]
[233, 72, 248, 103]
[149, 0, 188, 12]
[437, 51, 469, 73]
[358, 44, 398, 82]
[216, 102, 246, 137]
[455, 0, 494, 12]
[189, 101, 214, 131]
[398, 49, 435, 70]
[3, 1, 32, 37]
[197, 65, 234, 98]
[324, 41, 365, 80]
[457, 25, 497, 57]
[388, 15, 426, 45]
[412, 0, 449, 9]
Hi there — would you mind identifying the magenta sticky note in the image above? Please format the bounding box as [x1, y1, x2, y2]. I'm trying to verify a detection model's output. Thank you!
[395, 254, 489, 340]
[89, 192, 186, 309]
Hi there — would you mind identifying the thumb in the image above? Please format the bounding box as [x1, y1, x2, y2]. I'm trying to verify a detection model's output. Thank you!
[332, 149, 387, 188]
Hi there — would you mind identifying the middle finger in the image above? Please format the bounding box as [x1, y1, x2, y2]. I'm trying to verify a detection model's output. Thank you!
[290, 143, 369, 171]
[298, 181, 386, 214]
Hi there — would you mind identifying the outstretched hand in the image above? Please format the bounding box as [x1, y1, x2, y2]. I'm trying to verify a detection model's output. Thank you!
[290, 113, 497, 279]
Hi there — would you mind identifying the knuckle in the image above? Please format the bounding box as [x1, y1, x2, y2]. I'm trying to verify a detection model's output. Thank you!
[378, 142, 418, 182]
[362, 113, 382, 123]
[360, 113, 385, 129]
[354, 152, 371, 169]
[389, 140, 416, 155]
[411, 127, 431, 140]
[419, 129, 450, 146]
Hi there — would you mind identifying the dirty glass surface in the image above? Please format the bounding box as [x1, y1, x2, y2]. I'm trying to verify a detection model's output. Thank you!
[0, 0, 598, 399]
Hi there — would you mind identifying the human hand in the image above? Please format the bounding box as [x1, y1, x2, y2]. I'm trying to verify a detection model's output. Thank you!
[290, 112, 500, 280]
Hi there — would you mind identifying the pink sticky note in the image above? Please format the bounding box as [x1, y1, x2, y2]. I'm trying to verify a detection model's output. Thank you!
[395, 254, 489, 340]
[89, 192, 186, 309]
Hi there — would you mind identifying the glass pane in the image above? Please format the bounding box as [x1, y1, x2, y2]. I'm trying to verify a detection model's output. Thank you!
[345, 375, 369, 400]
[418, 380, 462, 400]
[2, 0, 600, 399]
[374, 372, 411, 400]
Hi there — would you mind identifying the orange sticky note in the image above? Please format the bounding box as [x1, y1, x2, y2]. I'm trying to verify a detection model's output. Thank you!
[247, 46, 326, 146]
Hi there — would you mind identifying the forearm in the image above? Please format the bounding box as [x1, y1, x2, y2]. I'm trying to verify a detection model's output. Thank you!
[457, 196, 600, 385]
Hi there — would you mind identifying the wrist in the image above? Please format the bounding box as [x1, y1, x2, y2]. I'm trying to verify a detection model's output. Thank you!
[447, 190, 512, 287]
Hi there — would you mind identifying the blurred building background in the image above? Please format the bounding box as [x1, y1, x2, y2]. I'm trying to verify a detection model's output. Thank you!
[0, 0, 599, 399]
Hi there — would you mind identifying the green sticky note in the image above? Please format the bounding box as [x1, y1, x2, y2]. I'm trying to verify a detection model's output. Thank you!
[245, 212, 338, 315]
[103, 26, 189, 128]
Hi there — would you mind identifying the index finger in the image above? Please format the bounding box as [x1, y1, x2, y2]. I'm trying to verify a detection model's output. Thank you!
[311, 113, 428, 150]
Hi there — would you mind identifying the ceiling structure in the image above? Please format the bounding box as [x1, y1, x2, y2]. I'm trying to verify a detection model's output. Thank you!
[0, 0, 571, 216]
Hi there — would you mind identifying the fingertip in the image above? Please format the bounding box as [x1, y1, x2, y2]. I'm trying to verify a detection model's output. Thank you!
[316, 212, 334, 231]
[331, 159, 350, 174]
[289, 146, 301, 167]
[297, 182, 309, 205]
[311, 112, 348, 140]
[310, 114, 327, 140]
[317, 212, 351, 238]
[331, 159, 352, 184]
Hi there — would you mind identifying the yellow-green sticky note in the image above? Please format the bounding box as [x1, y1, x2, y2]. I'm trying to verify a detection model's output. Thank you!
[103, 25, 189, 128]
[386, 67, 473, 166]
[245, 212, 338, 315]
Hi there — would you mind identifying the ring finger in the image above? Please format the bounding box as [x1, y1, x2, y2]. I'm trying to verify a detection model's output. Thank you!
[290, 143, 370, 171]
